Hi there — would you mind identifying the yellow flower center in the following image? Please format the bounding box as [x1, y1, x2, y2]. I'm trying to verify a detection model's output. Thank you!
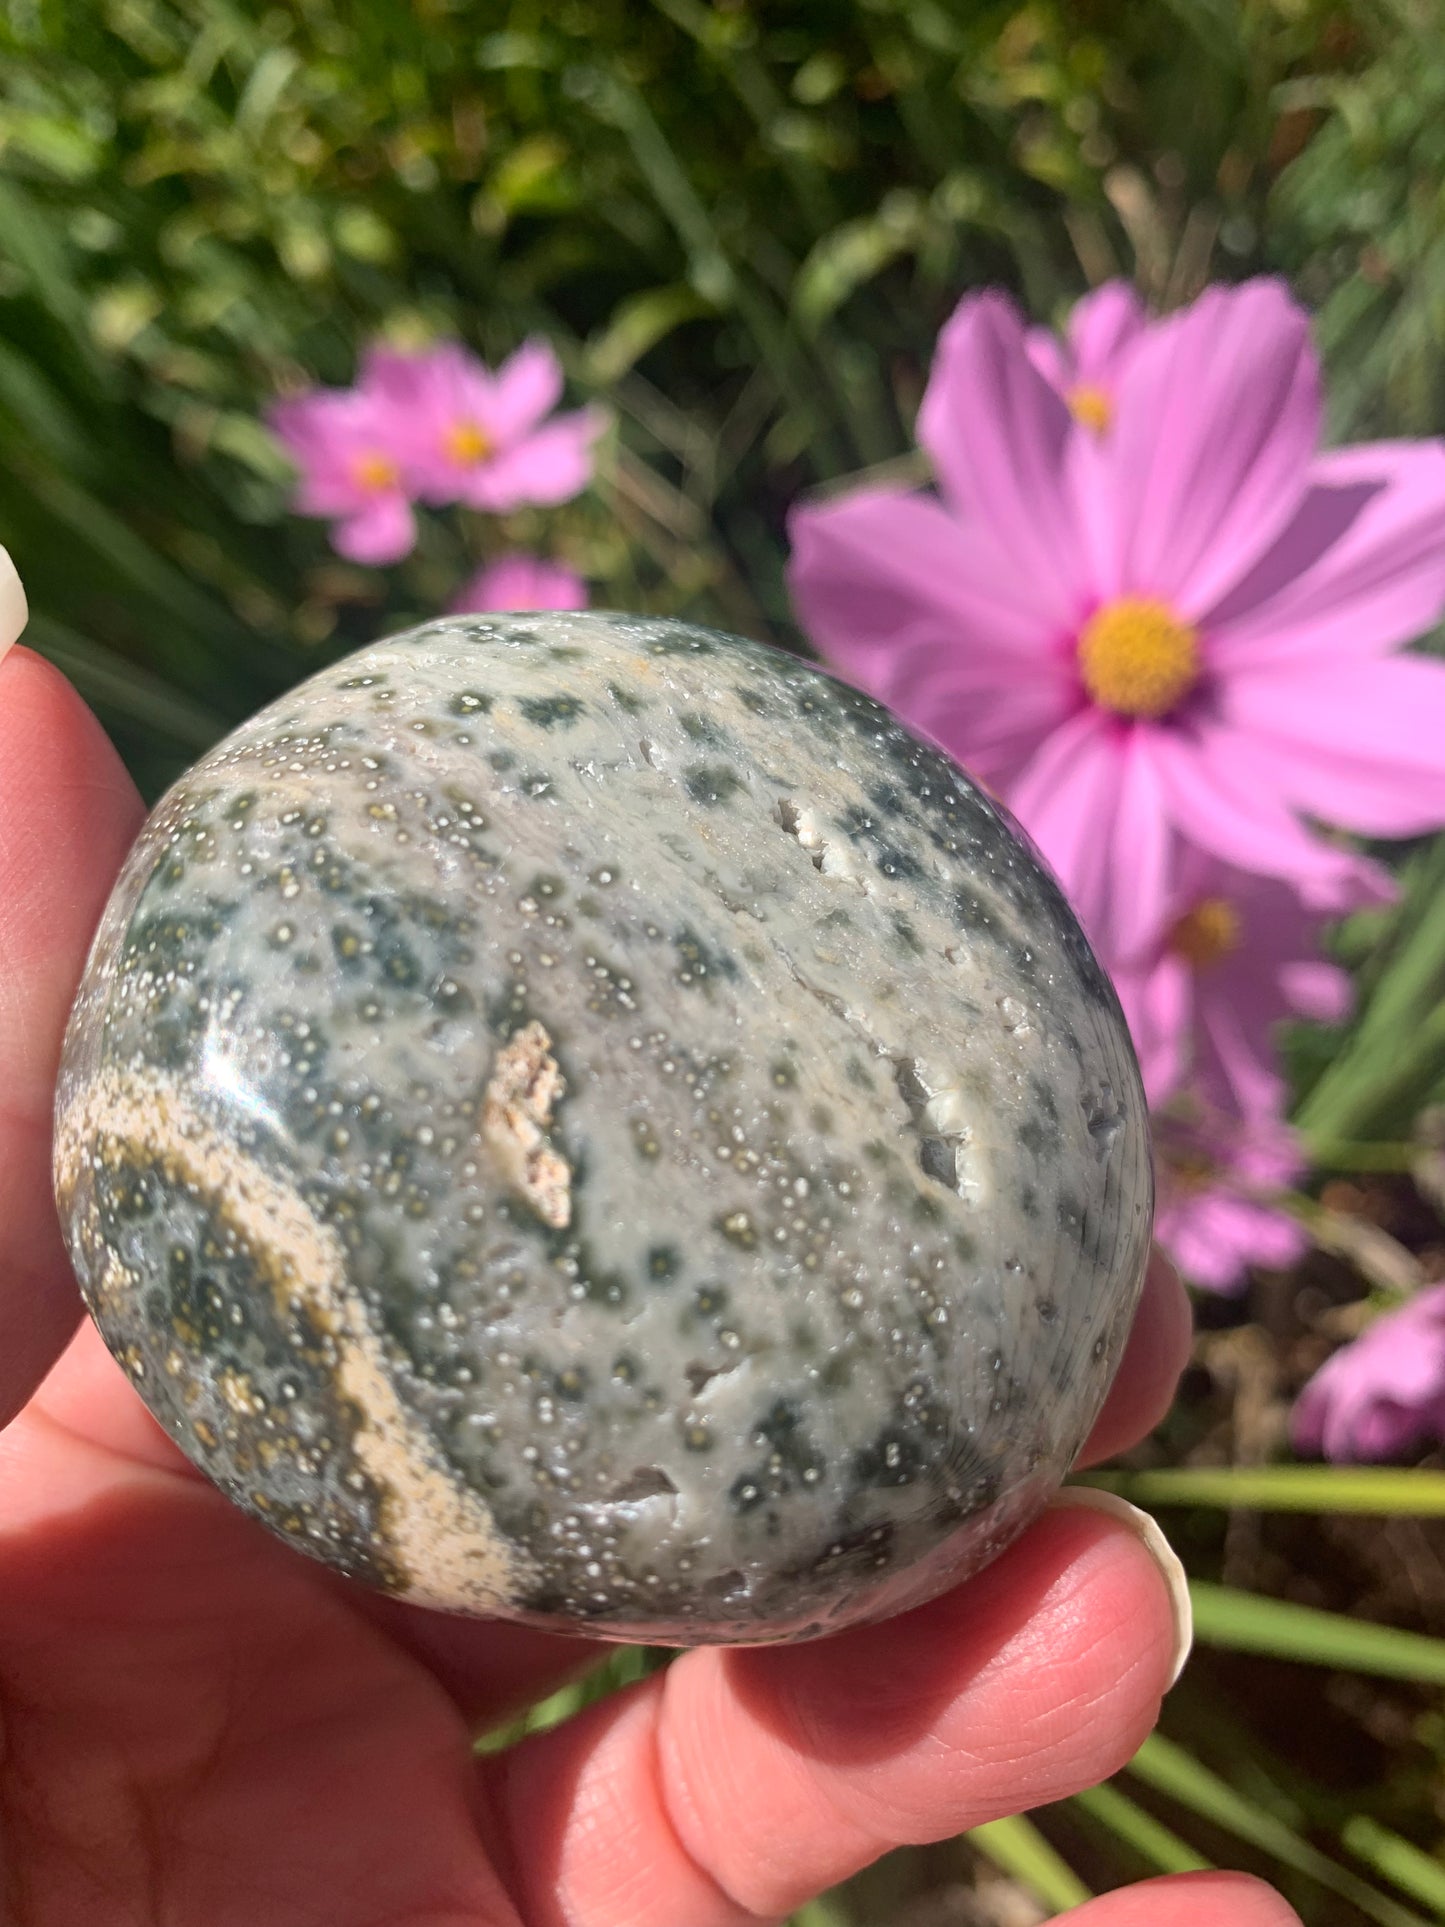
[1168, 896, 1243, 969]
[352, 452, 398, 493]
[1067, 382, 1113, 433]
[445, 420, 493, 465]
[1077, 596, 1200, 719]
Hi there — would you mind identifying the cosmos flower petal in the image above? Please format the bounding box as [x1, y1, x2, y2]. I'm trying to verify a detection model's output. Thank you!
[1024, 325, 1069, 389]
[1106, 729, 1176, 961]
[787, 486, 1057, 688]
[331, 495, 416, 565]
[1223, 1198, 1309, 1273]
[1161, 1191, 1304, 1292]
[1066, 281, 1149, 384]
[916, 292, 1087, 628]
[269, 392, 368, 500]
[270, 377, 419, 529]
[1293, 1285, 1445, 1462]
[485, 339, 566, 442]
[1195, 986, 1289, 1118]
[460, 408, 602, 512]
[1155, 1204, 1239, 1291]
[1147, 727, 1388, 904]
[892, 658, 1076, 791]
[1222, 654, 1445, 837]
[1113, 952, 1191, 1107]
[1007, 709, 1132, 944]
[267, 390, 331, 457]
[1209, 440, 1445, 667]
[1154, 1109, 1307, 1293]
[1278, 959, 1353, 1025]
[1122, 854, 1365, 1124]
[289, 467, 368, 518]
[450, 553, 588, 614]
[357, 345, 436, 409]
[1101, 279, 1320, 613]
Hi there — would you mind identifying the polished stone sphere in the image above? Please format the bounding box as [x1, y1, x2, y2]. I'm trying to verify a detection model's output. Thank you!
[55, 613, 1151, 1644]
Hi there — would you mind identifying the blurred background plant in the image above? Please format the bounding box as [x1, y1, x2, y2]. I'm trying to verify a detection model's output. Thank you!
[5, 0, 1445, 1920]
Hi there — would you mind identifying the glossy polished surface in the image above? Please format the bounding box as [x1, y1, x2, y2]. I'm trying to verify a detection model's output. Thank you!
[56, 613, 1151, 1643]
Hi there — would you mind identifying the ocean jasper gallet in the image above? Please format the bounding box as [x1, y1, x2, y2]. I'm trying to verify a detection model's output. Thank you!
[55, 612, 1151, 1643]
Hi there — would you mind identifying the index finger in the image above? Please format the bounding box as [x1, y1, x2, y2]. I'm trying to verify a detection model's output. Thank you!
[0, 644, 145, 1426]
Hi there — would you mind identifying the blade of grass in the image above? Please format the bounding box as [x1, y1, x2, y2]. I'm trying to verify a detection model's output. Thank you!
[787, 1897, 854, 1927]
[582, 69, 876, 474]
[474, 1645, 668, 1756]
[1080, 1465, 1445, 1516]
[1189, 1581, 1445, 1684]
[1297, 835, 1445, 1145]
[1342, 834, 1445, 1038]
[25, 614, 230, 752]
[968, 1815, 1091, 1912]
[1303, 1140, 1423, 1174]
[3, 463, 250, 665]
[1342, 1817, 1445, 1917]
[1129, 1734, 1431, 1927]
[645, 0, 844, 236]
[1069, 1782, 1212, 1876]
[0, 176, 110, 380]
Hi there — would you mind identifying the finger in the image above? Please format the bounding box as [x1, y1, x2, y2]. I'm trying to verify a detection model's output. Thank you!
[1075, 1250, 1192, 1470]
[353, 1595, 609, 1732]
[487, 1502, 1184, 1927]
[0, 648, 145, 1428]
[27, 1317, 193, 1472]
[1062, 1872, 1301, 1926]
[31, 1319, 612, 1728]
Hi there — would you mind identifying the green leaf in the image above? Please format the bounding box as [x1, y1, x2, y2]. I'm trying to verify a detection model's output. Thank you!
[488, 133, 572, 216]
[587, 285, 714, 385]
[1081, 1465, 1445, 1516]
[0, 174, 107, 378]
[1297, 833, 1445, 1146]
[1069, 1782, 1211, 1876]
[787, 1897, 853, 1927]
[968, 1815, 1091, 1912]
[4, 460, 248, 667]
[1343, 1816, 1445, 1916]
[1129, 1735, 1431, 1927]
[0, 336, 95, 472]
[1189, 1581, 1445, 1685]
[791, 194, 924, 333]
[25, 614, 230, 751]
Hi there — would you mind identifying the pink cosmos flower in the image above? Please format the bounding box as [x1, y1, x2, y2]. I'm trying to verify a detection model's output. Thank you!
[788, 278, 1445, 963]
[1112, 847, 1369, 1114]
[449, 553, 589, 615]
[1293, 1284, 1445, 1462]
[370, 340, 601, 513]
[1024, 281, 1148, 430]
[1153, 1103, 1307, 1293]
[269, 373, 417, 564]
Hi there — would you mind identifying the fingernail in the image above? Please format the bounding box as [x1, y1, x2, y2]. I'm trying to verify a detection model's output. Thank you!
[0, 547, 28, 665]
[1050, 1486, 1193, 1689]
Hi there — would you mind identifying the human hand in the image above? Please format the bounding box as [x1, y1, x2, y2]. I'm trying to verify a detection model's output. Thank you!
[0, 643, 1298, 1926]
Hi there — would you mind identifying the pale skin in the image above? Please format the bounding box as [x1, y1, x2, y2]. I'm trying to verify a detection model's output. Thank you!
[0, 644, 1300, 1927]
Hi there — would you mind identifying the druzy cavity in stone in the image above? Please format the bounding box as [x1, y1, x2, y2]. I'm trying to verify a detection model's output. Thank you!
[54, 612, 1152, 1644]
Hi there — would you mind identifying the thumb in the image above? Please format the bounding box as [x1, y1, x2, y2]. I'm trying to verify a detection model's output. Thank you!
[0, 641, 145, 1427]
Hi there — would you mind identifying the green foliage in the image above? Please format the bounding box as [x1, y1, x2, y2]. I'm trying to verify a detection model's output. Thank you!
[1273, 0, 1445, 439]
[1088, 1462, 1445, 1513]
[6, 4, 1445, 1922]
[0, 0, 1395, 796]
